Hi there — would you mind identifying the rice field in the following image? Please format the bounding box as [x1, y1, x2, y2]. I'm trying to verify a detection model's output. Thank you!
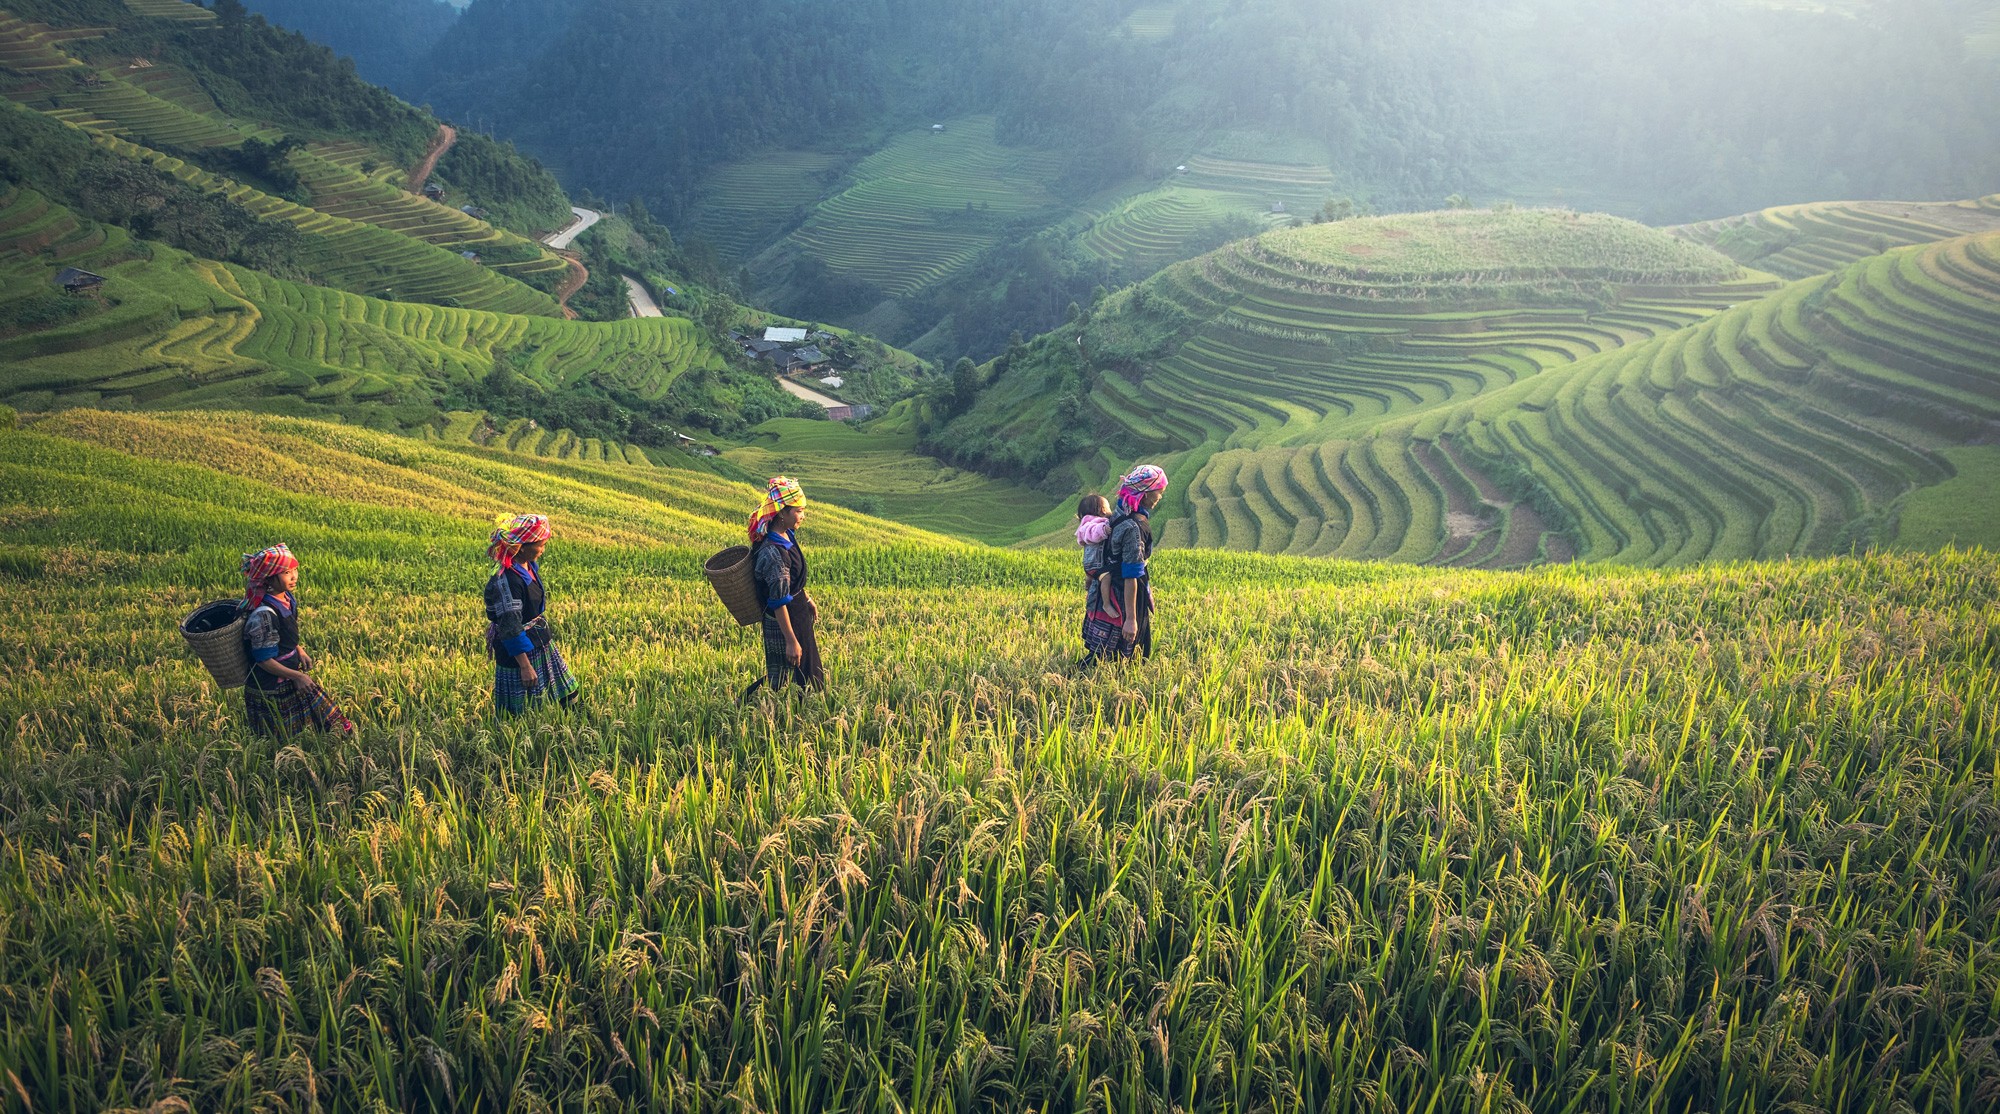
[122, 0, 216, 21]
[0, 191, 725, 431]
[766, 118, 1065, 299]
[684, 150, 843, 260]
[723, 416, 1067, 544]
[1120, 4, 1178, 40]
[1159, 229, 2000, 565]
[1, 408, 1996, 1111]
[1673, 196, 2000, 281]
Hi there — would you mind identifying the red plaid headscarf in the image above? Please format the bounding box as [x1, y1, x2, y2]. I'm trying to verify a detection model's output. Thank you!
[489, 513, 551, 569]
[241, 543, 299, 608]
[1117, 464, 1169, 513]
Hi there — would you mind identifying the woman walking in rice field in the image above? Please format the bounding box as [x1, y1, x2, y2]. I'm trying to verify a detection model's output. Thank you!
[240, 543, 356, 739]
[485, 513, 580, 715]
[1090, 464, 1169, 661]
[746, 476, 825, 695]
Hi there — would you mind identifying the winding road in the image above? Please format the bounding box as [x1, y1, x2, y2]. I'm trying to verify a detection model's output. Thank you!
[544, 206, 602, 250]
[623, 275, 662, 317]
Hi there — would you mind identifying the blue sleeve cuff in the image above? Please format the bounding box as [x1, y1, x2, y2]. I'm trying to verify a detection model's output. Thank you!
[764, 593, 795, 613]
[1120, 562, 1147, 579]
[249, 646, 286, 663]
[499, 633, 534, 657]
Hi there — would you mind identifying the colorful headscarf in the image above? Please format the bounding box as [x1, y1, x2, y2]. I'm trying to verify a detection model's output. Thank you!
[747, 475, 806, 543]
[1116, 464, 1169, 513]
[489, 512, 551, 569]
[241, 543, 299, 608]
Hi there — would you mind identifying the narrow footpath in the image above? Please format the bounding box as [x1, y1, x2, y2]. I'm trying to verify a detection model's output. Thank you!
[408, 124, 456, 192]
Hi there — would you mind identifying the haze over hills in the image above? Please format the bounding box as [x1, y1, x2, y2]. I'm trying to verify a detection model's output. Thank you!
[260, 0, 2000, 360]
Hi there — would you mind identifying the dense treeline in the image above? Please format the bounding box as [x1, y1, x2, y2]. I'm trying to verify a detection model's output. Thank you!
[384, 0, 2000, 224]
[431, 130, 572, 235]
[236, 0, 459, 88]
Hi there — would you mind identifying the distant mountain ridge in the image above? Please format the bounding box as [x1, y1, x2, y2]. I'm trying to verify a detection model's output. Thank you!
[284, 0, 2000, 360]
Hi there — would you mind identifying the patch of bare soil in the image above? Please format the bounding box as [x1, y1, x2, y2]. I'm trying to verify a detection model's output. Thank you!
[408, 125, 456, 193]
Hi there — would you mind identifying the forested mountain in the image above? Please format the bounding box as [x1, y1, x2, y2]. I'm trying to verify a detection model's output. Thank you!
[236, 0, 458, 88]
[289, 0, 2000, 359]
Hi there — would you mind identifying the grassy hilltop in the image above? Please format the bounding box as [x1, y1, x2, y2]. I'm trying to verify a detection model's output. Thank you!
[1, 408, 1997, 1110]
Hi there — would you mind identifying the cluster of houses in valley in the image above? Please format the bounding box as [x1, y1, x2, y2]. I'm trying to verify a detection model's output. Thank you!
[729, 326, 873, 422]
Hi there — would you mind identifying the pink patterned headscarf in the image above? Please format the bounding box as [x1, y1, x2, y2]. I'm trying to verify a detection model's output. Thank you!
[1116, 464, 1169, 513]
[241, 543, 298, 608]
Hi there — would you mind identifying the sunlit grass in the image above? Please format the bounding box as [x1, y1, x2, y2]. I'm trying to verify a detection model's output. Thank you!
[1, 414, 1997, 1110]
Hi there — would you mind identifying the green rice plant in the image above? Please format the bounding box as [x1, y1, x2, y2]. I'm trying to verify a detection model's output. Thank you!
[21, 420, 1990, 1113]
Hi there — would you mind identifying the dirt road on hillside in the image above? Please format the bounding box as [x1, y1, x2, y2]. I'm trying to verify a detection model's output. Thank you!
[408, 125, 456, 192]
[775, 377, 843, 410]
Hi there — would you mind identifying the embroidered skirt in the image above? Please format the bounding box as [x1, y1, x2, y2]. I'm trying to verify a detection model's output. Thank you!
[760, 599, 826, 691]
[494, 642, 580, 715]
[1083, 613, 1151, 660]
[245, 680, 355, 739]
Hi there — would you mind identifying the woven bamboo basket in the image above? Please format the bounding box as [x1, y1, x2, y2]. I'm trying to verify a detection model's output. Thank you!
[704, 546, 763, 626]
[181, 600, 249, 688]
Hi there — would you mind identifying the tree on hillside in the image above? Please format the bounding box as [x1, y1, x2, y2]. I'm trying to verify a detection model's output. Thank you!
[950, 356, 980, 414]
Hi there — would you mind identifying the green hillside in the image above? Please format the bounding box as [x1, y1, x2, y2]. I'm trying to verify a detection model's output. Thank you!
[0, 8, 572, 315]
[2, 407, 1997, 1110]
[0, 185, 744, 452]
[930, 207, 2000, 566]
[939, 210, 1762, 484]
[1674, 195, 2000, 281]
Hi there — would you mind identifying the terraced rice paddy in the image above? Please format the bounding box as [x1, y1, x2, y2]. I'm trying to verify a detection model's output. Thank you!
[122, 0, 215, 21]
[2, 408, 1997, 1111]
[0, 18, 567, 315]
[1674, 196, 2000, 280]
[684, 150, 842, 260]
[1084, 212, 1762, 461]
[1165, 229, 2000, 565]
[0, 192, 726, 432]
[1073, 186, 1286, 277]
[0, 12, 96, 76]
[724, 417, 1066, 543]
[766, 117, 1064, 298]
[290, 145, 570, 288]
